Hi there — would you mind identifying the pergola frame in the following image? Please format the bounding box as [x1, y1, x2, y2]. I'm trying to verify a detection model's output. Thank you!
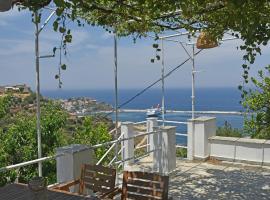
[1, 2, 239, 179]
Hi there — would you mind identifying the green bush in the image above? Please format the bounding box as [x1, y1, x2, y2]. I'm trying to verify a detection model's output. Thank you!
[176, 148, 187, 158]
[216, 121, 243, 137]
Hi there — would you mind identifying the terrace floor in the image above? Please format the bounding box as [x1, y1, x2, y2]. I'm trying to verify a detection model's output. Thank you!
[125, 157, 270, 200]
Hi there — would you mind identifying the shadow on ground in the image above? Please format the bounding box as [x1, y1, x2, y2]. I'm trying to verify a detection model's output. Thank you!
[169, 167, 270, 200]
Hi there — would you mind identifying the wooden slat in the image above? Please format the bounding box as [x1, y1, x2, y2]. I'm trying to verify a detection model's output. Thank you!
[127, 193, 160, 200]
[126, 179, 164, 190]
[84, 164, 116, 175]
[127, 185, 163, 197]
[84, 173, 114, 183]
[79, 164, 116, 196]
[125, 171, 165, 182]
[121, 171, 169, 200]
[84, 177, 113, 188]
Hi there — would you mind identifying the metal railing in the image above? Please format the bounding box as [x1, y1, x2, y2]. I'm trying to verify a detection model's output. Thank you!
[0, 119, 186, 184]
[0, 155, 57, 173]
[97, 126, 123, 165]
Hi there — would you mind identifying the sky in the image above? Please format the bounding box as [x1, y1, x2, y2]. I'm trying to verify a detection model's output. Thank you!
[0, 8, 270, 91]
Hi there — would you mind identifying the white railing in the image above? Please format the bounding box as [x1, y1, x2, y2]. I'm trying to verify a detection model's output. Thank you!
[0, 119, 181, 182]
[0, 128, 159, 179]
[0, 155, 56, 173]
[157, 119, 188, 125]
[96, 129, 124, 165]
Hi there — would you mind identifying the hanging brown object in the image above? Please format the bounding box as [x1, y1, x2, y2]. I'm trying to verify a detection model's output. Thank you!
[0, 0, 13, 11]
[196, 32, 218, 49]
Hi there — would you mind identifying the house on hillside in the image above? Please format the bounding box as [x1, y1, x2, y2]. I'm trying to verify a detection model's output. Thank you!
[0, 84, 31, 98]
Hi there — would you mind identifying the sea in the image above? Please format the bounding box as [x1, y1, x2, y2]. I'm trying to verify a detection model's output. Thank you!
[42, 88, 245, 146]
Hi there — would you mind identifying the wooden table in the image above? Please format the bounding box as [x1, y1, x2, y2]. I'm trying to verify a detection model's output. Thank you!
[0, 184, 101, 200]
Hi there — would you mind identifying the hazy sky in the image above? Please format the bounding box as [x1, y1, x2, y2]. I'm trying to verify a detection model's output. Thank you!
[0, 8, 269, 91]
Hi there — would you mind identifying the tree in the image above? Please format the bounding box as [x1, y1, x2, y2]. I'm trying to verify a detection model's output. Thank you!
[0, 100, 68, 185]
[242, 66, 270, 139]
[0, 96, 11, 119]
[72, 116, 112, 164]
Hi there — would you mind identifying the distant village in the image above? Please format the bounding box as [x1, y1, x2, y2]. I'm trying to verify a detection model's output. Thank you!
[0, 84, 112, 116]
[59, 97, 113, 116]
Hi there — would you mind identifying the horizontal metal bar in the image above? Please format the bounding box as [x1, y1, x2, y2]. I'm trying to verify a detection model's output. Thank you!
[176, 133, 187, 137]
[157, 120, 188, 125]
[39, 55, 55, 59]
[159, 32, 190, 39]
[0, 155, 58, 173]
[176, 145, 188, 149]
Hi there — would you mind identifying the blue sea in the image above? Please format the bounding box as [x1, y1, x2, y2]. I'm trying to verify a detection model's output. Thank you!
[42, 88, 244, 145]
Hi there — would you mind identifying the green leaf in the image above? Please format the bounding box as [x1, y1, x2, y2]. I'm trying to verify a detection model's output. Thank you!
[59, 27, 66, 33]
[61, 64, 66, 70]
[53, 47, 57, 55]
[152, 44, 159, 48]
[53, 21, 58, 32]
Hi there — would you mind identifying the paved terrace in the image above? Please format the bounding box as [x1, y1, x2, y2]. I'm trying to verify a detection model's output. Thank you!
[125, 157, 270, 200]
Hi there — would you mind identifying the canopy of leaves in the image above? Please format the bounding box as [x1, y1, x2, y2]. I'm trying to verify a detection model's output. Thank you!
[242, 66, 270, 139]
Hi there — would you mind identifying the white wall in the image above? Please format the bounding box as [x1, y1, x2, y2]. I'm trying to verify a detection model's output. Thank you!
[209, 136, 270, 165]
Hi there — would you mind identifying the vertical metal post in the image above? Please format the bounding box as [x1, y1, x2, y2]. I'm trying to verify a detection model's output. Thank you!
[161, 39, 165, 126]
[113, 32, 119, 182]
[191, 45, 195, 119]
[34, 11, 42, 177]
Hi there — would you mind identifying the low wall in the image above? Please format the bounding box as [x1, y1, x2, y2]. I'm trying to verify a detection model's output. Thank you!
[209, 136, 270, 165]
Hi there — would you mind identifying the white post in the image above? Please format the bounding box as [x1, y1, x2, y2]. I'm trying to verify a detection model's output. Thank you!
[153, 126, 176, 175]
[146, 117, 158, 156]
[113, 33, 119, 167]
[191, 45, 195, 120]
[34, 11, 42, 177]
[56, 145, 96, 192]
[161, 39, 165, 126]
[187, 117, 216, 160]
[121, 122, 135, 169]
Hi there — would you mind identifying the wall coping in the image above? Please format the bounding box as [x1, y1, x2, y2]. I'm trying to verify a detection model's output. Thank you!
[188, 116, 216, 122]
[209, 136, 270, 144]
[209, 136, 239, 142]
[57, 144, 90, 154]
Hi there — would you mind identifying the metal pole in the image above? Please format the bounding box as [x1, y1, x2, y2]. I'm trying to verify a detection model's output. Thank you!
[161, 39, 165, 126]
[34, 11, 42, 177]
[191, 45, 195, 119]
[113, 33, 119, 180]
